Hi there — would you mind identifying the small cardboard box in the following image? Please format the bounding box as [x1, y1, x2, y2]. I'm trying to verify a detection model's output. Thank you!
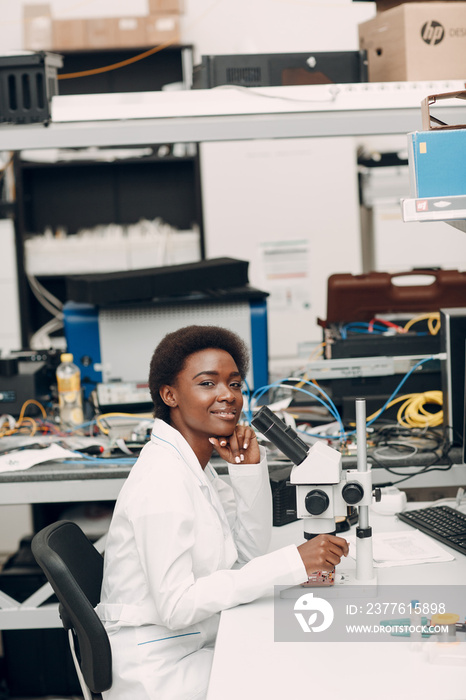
[23, 4, 53, 51]
[408, 128, 466, 197]
[115, 17, 147, 47]
[359, 2, 466, 81]
[148, 0, 184, 14]
[52, 19, 86, 50]
[375, 0, 464, 10]
[85, 17, 118, 49]
[145, 14, 180, 46]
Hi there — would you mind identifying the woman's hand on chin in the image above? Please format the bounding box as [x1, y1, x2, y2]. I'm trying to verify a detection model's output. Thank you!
[209, 425, 260, 464]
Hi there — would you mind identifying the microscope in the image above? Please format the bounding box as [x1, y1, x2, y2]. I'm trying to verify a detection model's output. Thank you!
[252, 398, 380, 587]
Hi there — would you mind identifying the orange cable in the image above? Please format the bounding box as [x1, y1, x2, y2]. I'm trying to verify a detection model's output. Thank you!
[58, 38, 180, 80]
[57, 0, 224, 80]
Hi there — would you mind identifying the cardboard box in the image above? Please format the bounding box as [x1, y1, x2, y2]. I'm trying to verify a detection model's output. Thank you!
[359, 2, 466, 81]
[145, 14, 180, 46]
[74, 15, 181, 49]
[23, 4, 53, 51]
[408, 128, 466, 197]
[52, 19, 86, 50]
[148, 0, 184, 14]
[85, 18, 118, 48]
[375, 0, 464, 10]
[115, 17, 147, 47]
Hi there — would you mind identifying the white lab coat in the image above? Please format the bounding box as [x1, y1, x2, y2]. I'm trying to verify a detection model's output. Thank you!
[96, 419, 306, 700]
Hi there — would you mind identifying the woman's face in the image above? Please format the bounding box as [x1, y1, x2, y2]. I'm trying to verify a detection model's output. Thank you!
[163, 348, 243, 443]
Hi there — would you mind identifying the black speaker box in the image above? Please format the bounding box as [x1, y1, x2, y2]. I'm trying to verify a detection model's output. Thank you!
[66, 257, 250, 305]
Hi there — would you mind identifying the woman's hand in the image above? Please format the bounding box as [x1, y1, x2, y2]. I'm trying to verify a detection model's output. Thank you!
[209, 424, 260, 464]
[297, 534, 349, 576]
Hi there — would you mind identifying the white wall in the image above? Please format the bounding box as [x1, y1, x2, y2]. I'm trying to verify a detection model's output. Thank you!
[181, 0, 376, 61]
[0, 219, 21, 353]
[184, 1, 376, 358]
[201, 137, 362, 356]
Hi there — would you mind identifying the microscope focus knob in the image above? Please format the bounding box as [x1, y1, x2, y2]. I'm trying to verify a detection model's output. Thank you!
[342, 481, 364, 505]
[304, 489, 329, 515]
[373, 487, 382, 502]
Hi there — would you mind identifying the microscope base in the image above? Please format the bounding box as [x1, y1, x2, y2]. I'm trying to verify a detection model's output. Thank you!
[280, 570, 378, 599]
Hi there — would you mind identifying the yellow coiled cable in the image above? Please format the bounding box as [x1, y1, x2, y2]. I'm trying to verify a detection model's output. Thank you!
[367, 391, 443, 428]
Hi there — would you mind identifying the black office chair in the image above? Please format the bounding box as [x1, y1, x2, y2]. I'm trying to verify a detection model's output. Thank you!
[31, 520, 112, 700]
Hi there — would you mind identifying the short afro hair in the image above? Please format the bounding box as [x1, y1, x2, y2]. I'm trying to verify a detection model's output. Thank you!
[149, 325, 250, 423]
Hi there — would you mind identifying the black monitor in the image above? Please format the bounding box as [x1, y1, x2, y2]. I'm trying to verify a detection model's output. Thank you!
[440, 308, 466, 446]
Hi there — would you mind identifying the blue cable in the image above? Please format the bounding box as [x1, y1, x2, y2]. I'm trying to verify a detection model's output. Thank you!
[291, 377, 341, 423]
[252, 382, 334, 418]
[64, 457, 136, 465]
[365, 355, 436, 427]
[242, 378, 252, 424]
[252, 380, 333, 415]
[340, 321, 423, 339]
[344, 322, 388, 331]
[251, 381, 345, 436]
[343, 327, 385, 335]
[296, 354, 438, 441]
[251, 355, 438, 442]
[252, 377, 340, 421]
[342, 324, 396, 336]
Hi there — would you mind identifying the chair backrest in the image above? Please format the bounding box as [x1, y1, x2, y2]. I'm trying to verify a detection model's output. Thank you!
[31, 520, 112, 695]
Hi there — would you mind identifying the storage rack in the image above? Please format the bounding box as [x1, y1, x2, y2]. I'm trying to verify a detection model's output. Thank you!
[1, 80, 465, 149]
[3, 78, 466, 344]
[6, 45, 202, 344]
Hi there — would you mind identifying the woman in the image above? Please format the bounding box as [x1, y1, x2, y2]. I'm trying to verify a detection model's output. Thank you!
[96, 325, 348, 700]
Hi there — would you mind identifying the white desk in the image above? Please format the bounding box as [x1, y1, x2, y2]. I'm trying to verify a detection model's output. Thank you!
[207, 512, 466, 700]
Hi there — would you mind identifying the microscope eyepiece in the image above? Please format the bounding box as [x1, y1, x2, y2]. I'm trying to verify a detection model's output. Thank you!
[251, 406, 309, 465]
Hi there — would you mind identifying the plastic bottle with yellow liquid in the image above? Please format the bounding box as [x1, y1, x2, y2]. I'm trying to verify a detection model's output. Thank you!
[56, 353, 83, 430]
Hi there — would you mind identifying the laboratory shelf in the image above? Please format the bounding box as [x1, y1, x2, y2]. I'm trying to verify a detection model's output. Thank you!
[10, 45, 202, 346]
[402, 194, 466, 233]
[0, 105, 464, 150]
[1, 79, 465, 150]
[6, 77, 466, 344]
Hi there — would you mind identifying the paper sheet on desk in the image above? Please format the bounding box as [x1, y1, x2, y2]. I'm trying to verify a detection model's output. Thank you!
[0, 444, 82, 473]
[346, 530, 454, 567]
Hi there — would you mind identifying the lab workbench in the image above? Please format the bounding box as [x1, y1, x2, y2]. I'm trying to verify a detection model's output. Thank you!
[0, 458, 130, 630]
[0, 449, 464, 631]
[0, 459, 129, 506]
[2, 445, 462, 507]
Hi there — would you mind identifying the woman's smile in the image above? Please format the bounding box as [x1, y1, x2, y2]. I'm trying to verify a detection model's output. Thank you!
[211, 408, 237, 421]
